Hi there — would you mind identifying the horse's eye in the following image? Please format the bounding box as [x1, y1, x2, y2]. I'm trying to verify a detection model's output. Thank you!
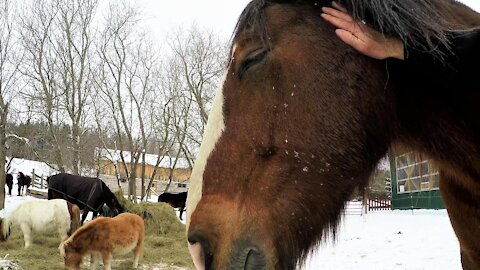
[239, 49, 268, 79]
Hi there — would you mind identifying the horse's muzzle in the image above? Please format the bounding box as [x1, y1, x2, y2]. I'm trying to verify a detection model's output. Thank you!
[188, 232, 213, 270]
[188, 231, 267, 270]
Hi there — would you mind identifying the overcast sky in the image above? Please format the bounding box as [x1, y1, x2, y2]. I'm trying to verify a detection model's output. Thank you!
[136, 0, 480, 43]
[136, 0, 250, 41]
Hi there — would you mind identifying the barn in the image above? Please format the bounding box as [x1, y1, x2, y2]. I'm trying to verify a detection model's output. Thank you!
[95, 148, 191, 193]
[389, 150, 445, 210]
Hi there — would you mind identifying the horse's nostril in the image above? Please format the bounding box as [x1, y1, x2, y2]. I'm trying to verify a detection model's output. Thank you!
[188, 232, 213, 270]
[244, 248, 266, 270]
[231, 246, 266, 270]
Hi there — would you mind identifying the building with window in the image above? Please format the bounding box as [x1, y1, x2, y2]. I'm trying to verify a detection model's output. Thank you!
[390, 150, 445, 209]
[95, 147, 191, 185]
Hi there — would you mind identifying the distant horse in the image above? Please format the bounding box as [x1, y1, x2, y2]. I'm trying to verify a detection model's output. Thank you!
[17, 172, 31, 196]
[1, 199, 81, 248]
[158, 192, 187, 220]
[47, 173, 124, 224]
[59, 213, 144, 270]
[5, 173, 13, 196]
[185, 0, 480, 269]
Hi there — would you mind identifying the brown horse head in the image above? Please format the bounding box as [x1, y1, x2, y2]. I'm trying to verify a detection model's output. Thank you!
[186, 0, 480, 269]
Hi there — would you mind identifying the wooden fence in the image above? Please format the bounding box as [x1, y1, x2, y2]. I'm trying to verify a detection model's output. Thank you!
[368, 196, 392, 211]
[29, 169, 48, 189]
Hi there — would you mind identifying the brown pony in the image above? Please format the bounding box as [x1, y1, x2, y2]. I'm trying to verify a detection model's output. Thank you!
[59, 212, 144, 270]
[185, 0, 480, 269]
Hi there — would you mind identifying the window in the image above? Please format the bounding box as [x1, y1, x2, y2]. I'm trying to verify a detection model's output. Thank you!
[396, 152, 439, 194]
[177, 183, 187, 188]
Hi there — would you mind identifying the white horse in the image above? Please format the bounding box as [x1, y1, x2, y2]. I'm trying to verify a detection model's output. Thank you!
[1, 199, 80, 248]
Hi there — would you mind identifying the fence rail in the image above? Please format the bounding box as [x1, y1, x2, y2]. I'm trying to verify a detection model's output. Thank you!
[368, 197, 392, 211]
[342, 201, 364, 216]
[30, 170, 48, 190]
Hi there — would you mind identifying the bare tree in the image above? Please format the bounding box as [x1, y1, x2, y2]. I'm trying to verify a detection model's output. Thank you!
[18, 0, 98, 175]
[95, 0, 151, 202]
[166, 26, 228, 164]
[54, 0, 98, 175]
[143, 100, 176, 201]
[19, 0, 67, 172]
[124, 35, 161, 199]
[0, 0, 21, 209]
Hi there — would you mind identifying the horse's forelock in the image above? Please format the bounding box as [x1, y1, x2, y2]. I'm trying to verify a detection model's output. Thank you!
[337, 0, 451, 58]
[233, 0, 268, 45]
[234, 0, 452, 59]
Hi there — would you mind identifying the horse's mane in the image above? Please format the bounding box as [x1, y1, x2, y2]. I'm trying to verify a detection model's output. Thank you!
[59, 217, 103, 256]
[233, 0, 455, 59]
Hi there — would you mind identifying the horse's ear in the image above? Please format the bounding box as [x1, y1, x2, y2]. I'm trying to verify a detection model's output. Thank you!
[58, 243, 65, 256]
[59, 239, 72, 256]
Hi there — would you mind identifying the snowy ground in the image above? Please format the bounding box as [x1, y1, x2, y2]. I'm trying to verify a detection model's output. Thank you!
[304, 210, 460, 270]
[1, 190, 460, 270]
[177, 203, 460, 270]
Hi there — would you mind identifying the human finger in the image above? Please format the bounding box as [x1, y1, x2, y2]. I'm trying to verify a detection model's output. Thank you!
[335, 29, 369, 54]
[321, 6, 353, 22]
[321, 13, 364, 38]
[332, 1, 348, 13]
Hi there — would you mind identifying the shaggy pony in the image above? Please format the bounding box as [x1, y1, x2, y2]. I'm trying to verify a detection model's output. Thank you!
[1, 199, 80, 248]
[59, 213, 145, 270]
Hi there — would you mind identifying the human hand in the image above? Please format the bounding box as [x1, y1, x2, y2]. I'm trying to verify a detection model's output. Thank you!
[321, 2, 405, 60]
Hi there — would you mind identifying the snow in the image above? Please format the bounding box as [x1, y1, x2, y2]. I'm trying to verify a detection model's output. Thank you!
[0, 194, 461, 269]
[7, 157, 57, 178]
[130, 200, 463, 270]
[0, 193, 39, 218]
[2, 194, 460, 270]
[1, 158, 462, 269]
[303, 210, 461, 270]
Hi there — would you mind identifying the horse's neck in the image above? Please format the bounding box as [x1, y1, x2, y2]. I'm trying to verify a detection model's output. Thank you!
[70, 234, 88, 254]
[70, 224, 95, 253]
[8, 208, 20, 224]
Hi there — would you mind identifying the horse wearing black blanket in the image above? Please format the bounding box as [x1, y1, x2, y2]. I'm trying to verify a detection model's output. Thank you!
[47, 173, 124, 224]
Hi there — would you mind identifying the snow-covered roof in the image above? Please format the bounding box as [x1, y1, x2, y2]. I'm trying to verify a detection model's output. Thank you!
[95, 147, 190, 169]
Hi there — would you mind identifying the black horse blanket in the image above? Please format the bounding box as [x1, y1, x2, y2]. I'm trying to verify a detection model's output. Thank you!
[48, 173, 106, 212]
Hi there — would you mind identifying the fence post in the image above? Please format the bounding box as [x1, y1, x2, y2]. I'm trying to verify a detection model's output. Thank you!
[32, 169, 36, 188]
